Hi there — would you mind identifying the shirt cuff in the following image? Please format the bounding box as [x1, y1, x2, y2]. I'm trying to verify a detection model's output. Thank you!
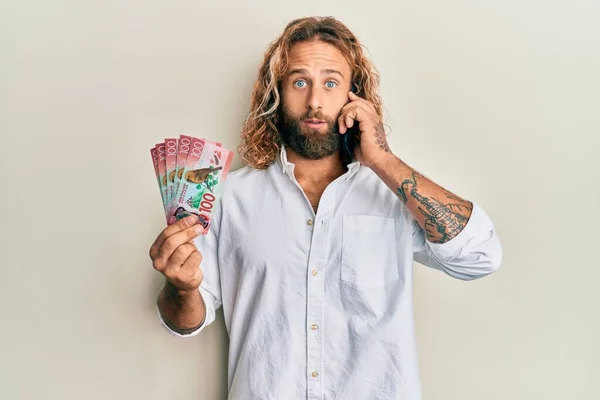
[157, 287, 216, 338]
[425, 201, 493, 262]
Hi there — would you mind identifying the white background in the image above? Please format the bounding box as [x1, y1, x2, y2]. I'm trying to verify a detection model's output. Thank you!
[1, 1, 598, 399]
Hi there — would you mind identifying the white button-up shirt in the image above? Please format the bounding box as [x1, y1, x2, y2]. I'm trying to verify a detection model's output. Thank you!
[158, 145, 503, 400]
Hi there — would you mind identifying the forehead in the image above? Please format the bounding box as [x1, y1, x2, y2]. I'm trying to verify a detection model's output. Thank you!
[286, 40, 351, 77]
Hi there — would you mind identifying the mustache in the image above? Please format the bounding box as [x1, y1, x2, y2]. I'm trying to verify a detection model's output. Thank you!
[300, 111, 332, 122]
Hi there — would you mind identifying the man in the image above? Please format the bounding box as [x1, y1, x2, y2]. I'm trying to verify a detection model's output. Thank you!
[150, 16, 502, 400]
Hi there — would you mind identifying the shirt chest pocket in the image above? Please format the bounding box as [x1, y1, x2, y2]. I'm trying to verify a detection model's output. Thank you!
[341, 215, 400, 287]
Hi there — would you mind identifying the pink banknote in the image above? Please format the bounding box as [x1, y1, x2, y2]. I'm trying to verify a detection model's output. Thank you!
[164, 138, 178, 211]
[169, 140, 234, 232]
[155, 142, 169, 219]
[151, 136, 232, 230]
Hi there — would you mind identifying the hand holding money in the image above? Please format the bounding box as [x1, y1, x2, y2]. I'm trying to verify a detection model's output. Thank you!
[149, 215, 205, 292]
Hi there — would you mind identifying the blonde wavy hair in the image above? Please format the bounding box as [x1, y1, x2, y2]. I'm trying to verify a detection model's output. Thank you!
[237, 16, 383, 170]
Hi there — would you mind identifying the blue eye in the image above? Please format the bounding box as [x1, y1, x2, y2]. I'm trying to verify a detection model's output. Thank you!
[325, 81, 337, 89]
[294, 80, 307, 88]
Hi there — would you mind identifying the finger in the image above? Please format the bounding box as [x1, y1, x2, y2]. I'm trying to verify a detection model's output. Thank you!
[345, 108, 358, 129]
[150, 216, 198, 261]
[159, 243, 196, 278]
[182, 251, 204, 290]
[338, 104, 358, 127]
[338, 103, 356, 134]
[153, 224, 204, 270]
[166, 251, 204, 292]
[341, 98, 372, 114]
[339, 100, 357, 134]
[181, 251, 203, 277]
[160, 224, 203, 261]
[166, 243, 198, 269]
[345, 92, 377, 115]
[150, 215, 198, 259]
[348, 91, 372, 110]
[160, 214, 199, 244]
[338, 112, 347, 134]
[339, 106, 357, 133]
[339, 99, 375, 134]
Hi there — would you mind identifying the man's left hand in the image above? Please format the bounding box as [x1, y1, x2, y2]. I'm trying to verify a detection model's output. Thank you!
[338, 91, 393, 169]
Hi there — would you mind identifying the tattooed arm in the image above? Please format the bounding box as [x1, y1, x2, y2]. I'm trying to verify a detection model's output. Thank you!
[338, 91, 501, 277]
[370, 154, 473, 244]
[372, 153, 503, 279]
[337, 92, 472, 243]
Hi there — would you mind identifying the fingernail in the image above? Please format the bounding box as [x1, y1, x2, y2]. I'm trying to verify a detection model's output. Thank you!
[187, 215, 197, 225]
[194, 224, 203, 233]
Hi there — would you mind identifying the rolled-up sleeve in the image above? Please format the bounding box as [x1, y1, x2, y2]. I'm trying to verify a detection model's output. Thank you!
[157, 203, 223, 337]
[412, 201, 503, 280]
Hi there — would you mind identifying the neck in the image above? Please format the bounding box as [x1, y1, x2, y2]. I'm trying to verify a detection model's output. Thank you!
[285, 148, 347, 184]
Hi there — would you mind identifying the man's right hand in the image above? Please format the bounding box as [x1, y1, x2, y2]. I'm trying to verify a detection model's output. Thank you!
[149, 215, 204, 293]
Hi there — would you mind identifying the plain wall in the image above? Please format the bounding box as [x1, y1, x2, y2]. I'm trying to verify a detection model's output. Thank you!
[1, 1, 598, 399]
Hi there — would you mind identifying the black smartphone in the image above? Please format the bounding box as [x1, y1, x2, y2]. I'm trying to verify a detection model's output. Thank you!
[342, 123, 359, 159]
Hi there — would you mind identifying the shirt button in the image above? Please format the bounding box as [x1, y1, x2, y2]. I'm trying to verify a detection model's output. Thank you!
[311, 270, 318, 276]
[306, 219, 313, 226]
[311, 371, 319, 378]
[311, 324, 319, 331]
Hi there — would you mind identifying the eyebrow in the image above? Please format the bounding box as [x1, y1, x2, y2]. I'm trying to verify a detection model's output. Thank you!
[288, 68, 345, 78]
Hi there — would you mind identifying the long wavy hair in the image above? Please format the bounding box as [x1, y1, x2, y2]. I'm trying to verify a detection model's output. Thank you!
[237, 16, 383, 170]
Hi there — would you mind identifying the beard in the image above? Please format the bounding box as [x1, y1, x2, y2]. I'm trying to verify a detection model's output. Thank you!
[278, 105, 341, 160]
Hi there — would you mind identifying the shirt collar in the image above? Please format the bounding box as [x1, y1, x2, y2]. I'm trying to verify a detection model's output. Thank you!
[277, 144, 361, 181]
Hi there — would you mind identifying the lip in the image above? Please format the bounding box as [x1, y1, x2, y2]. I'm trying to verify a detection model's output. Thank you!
[304, 119, 326, 126]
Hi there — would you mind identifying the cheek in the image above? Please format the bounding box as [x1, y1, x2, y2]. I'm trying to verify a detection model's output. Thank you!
[329, 103, 346, 121]
[328, 93, 350, 115]
[282, 91, 305, 115]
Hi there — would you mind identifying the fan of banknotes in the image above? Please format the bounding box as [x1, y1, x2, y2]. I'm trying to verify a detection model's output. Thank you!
[150, 135, 233, 233]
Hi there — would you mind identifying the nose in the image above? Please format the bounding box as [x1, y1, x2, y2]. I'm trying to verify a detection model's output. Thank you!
[307, 86, 323, 111]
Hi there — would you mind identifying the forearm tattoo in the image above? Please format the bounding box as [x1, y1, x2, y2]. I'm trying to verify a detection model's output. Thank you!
[397, 171, 472, 243]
